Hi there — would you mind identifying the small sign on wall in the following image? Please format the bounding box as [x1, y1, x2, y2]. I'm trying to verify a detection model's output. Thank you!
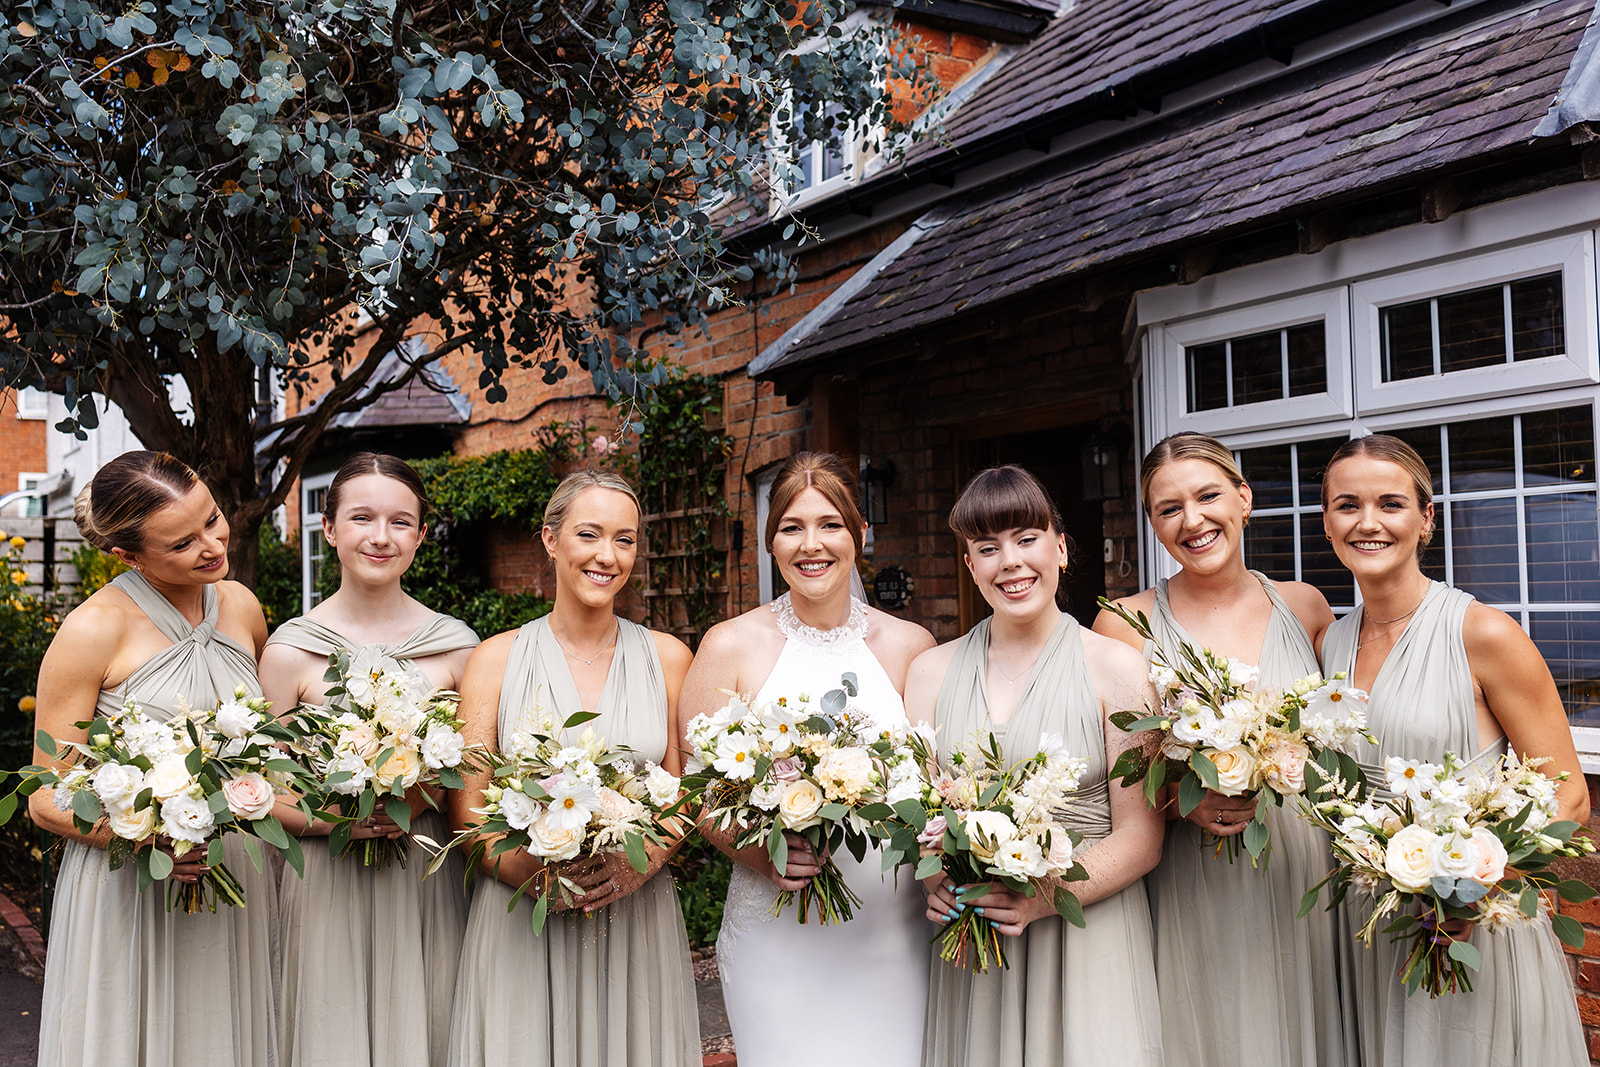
[873, 564, 913, 611]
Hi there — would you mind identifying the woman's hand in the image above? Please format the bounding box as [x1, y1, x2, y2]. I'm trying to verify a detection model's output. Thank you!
[738, 830, 823, 892]
[560, 846, 667, 914]
[347, 810, 406, 841]
[1184, 788, 1257, 838]
[926, 878, 1054, 936]
[153, 840, 209, 885]
[923, 872, 964, 925]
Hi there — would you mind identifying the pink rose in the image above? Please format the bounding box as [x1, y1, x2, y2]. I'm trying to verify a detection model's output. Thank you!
[222, 772, 276, 821]
[1470, 827, 1508, 885]
[916, 815, 948, 848]
[770, 758, 802, 783]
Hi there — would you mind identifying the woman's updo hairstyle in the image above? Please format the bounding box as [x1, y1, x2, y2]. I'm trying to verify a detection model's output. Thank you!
[1138, 432, 1246, 515]
[73, 451, 202, 554]
[322, 452, 432, 530]
[1321, 433, 1436, 551]
[763, 452, 866, 563]
[542, 468, 644, 536]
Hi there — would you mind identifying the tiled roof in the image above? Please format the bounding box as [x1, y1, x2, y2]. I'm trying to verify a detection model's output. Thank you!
[768, 0, 1592, 370]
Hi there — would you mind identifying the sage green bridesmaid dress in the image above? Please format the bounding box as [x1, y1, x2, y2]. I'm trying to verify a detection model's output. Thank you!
[446, 616, 700, 1067]
[269, 612, 478, 1066]
[1142, 574, 1350, 1066]
[38, 571, 279, 1067]
[922, 613, 1163, 1067]
[1322, 581, 1585, 1066]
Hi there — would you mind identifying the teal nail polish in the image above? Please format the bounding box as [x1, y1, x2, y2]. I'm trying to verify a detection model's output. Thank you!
[946, 908, 959, 921]
[974, 907, 985, 915]
[953, 901, 966, 912]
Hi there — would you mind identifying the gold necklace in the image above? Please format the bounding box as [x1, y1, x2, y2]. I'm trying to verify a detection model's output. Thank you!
[552, 623, 618, 666]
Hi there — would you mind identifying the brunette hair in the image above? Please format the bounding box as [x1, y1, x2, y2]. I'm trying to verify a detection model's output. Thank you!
[763, 452, 866, 562]
[322, 453, 431, 526]
[73, 451, 202, 554]
[1138, 432, 1245, 515]
[1321, 434, 1435, 550]
[543, 468, 643, 535]
[949, 465, 1067, 543]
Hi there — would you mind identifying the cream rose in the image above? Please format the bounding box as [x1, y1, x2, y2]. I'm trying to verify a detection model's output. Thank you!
[1470, 827, 1508, 885]
[1264, 741, 1310, 795]
[1384, 824, 1437, 891]
[525, 812, 583, 862]
[1045, 828, 1075, 873]
[778, 779, 825, 831]
[337, 723, 383, 762]
[107, 802, 156, 841]
[144, 756, 195, 801]
[1210, 747, 1259, 796]
[222, 772, 277, 821]
[375, 744, 424, 789]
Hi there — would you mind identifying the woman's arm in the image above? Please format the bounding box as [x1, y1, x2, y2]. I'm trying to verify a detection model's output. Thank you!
[27, 599, 122, 845]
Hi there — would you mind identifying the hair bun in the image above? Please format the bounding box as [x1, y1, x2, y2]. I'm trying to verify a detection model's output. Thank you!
[73, 482, 113, 553]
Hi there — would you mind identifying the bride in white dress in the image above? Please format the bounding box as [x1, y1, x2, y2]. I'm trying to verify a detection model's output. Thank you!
[680, 452, 936, 1067]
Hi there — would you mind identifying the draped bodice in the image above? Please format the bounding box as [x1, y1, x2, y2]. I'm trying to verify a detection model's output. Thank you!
[1321, 582, 1501, 799]
[497, 617, 668, 762]
[95, 571, 260, 721]
[1144, 571, 1320, 692]
[265, 612, 479, 700]
[934, 614, 1111, 841]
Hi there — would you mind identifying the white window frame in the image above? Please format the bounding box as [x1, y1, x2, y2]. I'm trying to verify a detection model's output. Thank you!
[16, 387, 47, 420]
[1150, 289, 1352, 439]
[769, 9, 882, 214]
[1350, 232, 1598, 416]
[13, 473, 48, 518]
[754, 466, 779, 605]
[300, 472, 334, 612]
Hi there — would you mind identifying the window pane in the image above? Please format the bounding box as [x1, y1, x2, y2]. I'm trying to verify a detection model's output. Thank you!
[1238, 443, 1293, 508]
[1231, 330, 1283, 406]
[1510, 273, 1564, 362]
[1523, 405, 1595, 486]
[822, 142, 845, 181]
[1243, 516, 1296, 583]
[1526, 492, 1600, 603]
[1381, 300, 1434, 381]
[1450, 499, 1519, 602]
[1187, 342, 1227, 412]
[1528, 612, 1600, 724]
[1299, 523, 1351, 609]
[1286, 324, 1326, 397]
[1446, 415, 1515, 493]
[1437, 283, 1507, 373]
[1297, 436, 1347, 508]
[1386, 425, 1444, 495]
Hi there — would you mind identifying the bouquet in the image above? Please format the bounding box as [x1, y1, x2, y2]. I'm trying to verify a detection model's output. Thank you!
[1301, 751, 1596, 997]
[1098, 599, 1374, 864]
[880, 727, 1088, 972]
[446, 707, 683, 934]
[2, 688, 312, 911]
[287, 647, 481, 867]
[683, 673, 922, 925]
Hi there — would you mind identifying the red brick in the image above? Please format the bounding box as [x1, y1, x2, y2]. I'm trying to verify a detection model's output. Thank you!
[951, 33, 991, 62]
[1579, 993, 1600, 1028]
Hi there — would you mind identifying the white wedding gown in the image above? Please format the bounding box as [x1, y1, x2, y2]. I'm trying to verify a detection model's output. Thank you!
[717, 594, 931, 1067]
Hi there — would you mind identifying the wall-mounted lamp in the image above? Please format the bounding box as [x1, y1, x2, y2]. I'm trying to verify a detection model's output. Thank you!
[861, 459, 896, 526]
[1080, 425, 1132, 502]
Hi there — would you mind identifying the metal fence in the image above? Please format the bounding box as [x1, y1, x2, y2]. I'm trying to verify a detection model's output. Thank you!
[0, 517, 84, 599]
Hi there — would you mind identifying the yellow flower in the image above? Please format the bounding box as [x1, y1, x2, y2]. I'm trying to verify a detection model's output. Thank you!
[8, 536, 23, 551]
[18, 696, 36, 714]
[9, 570, 26, 586]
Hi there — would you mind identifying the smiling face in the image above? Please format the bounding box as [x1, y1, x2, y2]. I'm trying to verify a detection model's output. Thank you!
[1144, 457, 1252, 577]
[964, 525, 1068, 619]
[1322, 454, 1434, 581]
[770, 486, 862, 602]
[542, 486, 639, 609]
[323, 473, 426, 588]
[115, 482, 230, 586]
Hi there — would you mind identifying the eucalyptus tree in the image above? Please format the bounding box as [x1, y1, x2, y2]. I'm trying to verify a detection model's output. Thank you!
[0, 0, 914, 579]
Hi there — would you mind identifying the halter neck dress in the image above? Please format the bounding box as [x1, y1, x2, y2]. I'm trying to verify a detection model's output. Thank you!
[1142, 574, 1350, 1067]
[1321, 581, 1585, 1066]
[37, 571, 279, 1067]
[922, 613, 1163, 1067]
[716, 593, 930, 1067]
[446, 616, 700, 1067]
[268, 612, 478, 1067]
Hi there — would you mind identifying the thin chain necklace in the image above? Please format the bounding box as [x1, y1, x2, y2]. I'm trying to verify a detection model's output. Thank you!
[992, 647, 1043, 686]
[552, 622, 619, 666]
[1358, 585, 1428, 649]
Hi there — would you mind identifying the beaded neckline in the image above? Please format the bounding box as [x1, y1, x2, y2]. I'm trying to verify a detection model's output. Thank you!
[770, 592, 868, 649]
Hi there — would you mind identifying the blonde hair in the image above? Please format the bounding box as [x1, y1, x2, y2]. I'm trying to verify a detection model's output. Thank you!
[1139, 432, 1245, 515]
[74, 451, 202, 554]
[542, 469, 644, 535]
[1322, 434, 1435, 551]
[763, 452, 866, 563]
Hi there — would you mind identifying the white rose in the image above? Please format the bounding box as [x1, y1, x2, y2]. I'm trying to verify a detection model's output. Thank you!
[160, 793, 216, 845]
[963, 810, 1018, 860]
[498, 789, 542, 831]
[524, 812, 583, 862]
[329, 751, 373, 796]
[1225, 659, 1260, 688]
[749, 780, 784, 811]
[992, 837, 1049, 880]
[644, 763, 680, 809]
[886, 777, 922, 805]
[420, 724, 466, 770]
[107, 802, 156, 841]
[778, 779, 825, 831]
[214, 701, 260, 739]
[90, 763, 146, 809]
[1430, 830, 1480, 881]
[1384, 824, 1437, 892]
[1210, 747, 1259, 796]
[145, 756, 195, 801]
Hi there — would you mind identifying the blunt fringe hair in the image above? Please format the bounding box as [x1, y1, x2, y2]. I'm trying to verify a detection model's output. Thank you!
[543, 468, 644, 535]
[1138, 432, 1245, 515]
[1322, 433, 1435, 550]
[763, 452, 866, 563]
[323, 453, 432, 526]
[74, 451, 201, 554]
[949, 465, 1066, 544]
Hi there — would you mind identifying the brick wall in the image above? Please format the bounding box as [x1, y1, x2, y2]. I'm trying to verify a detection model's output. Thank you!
[1559, 773, 1600, 1062]
[0, 390, 48, 513]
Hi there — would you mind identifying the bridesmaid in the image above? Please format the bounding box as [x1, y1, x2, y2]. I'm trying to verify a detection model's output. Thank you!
[30, 452, 277, 1066]
[259, 453, 477, 1066]
[912, 465, 1165, 1067]
[1318, 434, 1586, 1066]
[1093, 432, 1349, 1067]
[446, 469, 700, 1066]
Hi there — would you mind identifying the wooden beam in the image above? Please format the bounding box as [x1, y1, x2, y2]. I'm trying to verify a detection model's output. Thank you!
[1421, 178, 1463, 224]
[1297, 212, 1340, 255]
[1177, 245, 1218, 284]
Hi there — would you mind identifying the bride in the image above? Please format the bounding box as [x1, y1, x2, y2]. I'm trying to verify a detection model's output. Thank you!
[680, 452, 935, 1067]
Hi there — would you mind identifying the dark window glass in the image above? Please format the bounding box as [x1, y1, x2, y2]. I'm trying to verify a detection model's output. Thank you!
[1299, 522, 1350, 608]
[1238, 444, 1293, 508]
[1382, 300, 1434, 381]
[1297, 436, 1347, 509]
[1243, 516, 1296, 584]
[1526, 492, 1600, 603]
[1523, 406, 1595, 485]
[1450, 499, 1519, 602]
[1186, 342, 1227, 412]
[1437, 284, 1507, 373]
[1447, 415, 1516, 493]
[1232, 330, 1283, 406]
[1529, 612, 1600, 723]
[1386, 425, 1445, 495]
[1286, 324, 1326, 397]
[1510, 273, 1564, 362]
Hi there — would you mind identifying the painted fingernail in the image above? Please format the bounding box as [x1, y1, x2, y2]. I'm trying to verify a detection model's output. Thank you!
[946, 908, 959, 921]
[953, 901, 966, 912]
[974, 907, 985, 915]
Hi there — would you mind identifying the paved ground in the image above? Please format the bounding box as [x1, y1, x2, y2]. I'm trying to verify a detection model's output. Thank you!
[0, 916, 41, 1066]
